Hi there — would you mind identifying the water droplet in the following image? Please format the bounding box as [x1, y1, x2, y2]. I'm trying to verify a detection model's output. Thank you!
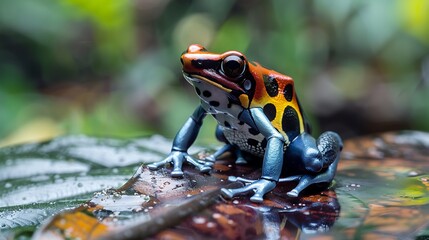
[143, 195, 151, 201]
[193, 216, 206, 224]
[206, 222, 216, 228]
[232, 200, 239, 204]
[77, 182, 83, 187]
[4, 182, 12, 188]
[408, 171, 421, 177]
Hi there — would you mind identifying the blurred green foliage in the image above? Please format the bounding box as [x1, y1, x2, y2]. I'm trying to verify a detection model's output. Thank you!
[0, 0, 429, 146]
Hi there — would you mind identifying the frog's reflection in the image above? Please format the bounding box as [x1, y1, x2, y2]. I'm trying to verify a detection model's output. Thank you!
[256, 189, 340, 238]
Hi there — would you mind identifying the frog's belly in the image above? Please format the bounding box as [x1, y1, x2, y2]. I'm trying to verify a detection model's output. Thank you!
[221, 128, 266, 158]
[217, 116, 289, 158]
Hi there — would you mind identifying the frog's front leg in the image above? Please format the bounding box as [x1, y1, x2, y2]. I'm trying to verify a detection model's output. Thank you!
[221, 108, 286, 203]
[148, 105, 207, 177]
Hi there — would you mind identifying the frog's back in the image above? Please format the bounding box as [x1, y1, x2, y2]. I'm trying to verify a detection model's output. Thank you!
[248, 62, 308, 143]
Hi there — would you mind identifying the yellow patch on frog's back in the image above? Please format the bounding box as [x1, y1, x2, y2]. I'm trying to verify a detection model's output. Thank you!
[248, 64, 305, 141]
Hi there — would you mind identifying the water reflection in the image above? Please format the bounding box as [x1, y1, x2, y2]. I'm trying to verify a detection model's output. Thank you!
[257, 190, 341, 238]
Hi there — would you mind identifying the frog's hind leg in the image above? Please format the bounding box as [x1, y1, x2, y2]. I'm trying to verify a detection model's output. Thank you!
[286, 157, 339, 197]
[200, 125, 247, 172]
[285, 131, 342, 197]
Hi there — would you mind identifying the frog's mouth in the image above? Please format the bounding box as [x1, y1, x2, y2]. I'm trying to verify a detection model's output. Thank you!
[183, 73, 201, 84]
[183, 72, 251, 108]
[183, 72, 239, 93]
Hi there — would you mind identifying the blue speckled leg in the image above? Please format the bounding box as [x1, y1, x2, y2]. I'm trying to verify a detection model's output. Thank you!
[282, 131, 343, 197]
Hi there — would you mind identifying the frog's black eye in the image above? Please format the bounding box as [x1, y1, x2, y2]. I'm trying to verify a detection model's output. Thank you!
[221, 54, 245, 79]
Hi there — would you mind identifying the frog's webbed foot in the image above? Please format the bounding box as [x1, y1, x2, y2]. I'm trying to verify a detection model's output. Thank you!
[285, 171, 335, 198]
[200, 144, 247, 173]
[221, 178, 276, 203]
[147, 150, 205, 177]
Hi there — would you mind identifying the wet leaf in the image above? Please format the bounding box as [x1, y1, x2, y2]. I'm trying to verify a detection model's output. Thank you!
[2, 131, 429, 239]
[0, 135, 174, 238]
[0, 209, 48, 229]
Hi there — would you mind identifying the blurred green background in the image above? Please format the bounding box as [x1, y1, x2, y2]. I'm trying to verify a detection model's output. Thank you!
[0, 0, 428, 147]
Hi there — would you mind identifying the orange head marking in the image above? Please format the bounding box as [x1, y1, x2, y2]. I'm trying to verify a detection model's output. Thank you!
[181, 44, 255, 107]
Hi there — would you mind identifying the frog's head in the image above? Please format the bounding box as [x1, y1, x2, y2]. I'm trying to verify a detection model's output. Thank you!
[181, 44, 255, 108]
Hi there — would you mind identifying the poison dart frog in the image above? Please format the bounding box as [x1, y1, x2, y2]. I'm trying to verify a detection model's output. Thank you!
[148, 44, 343, 203]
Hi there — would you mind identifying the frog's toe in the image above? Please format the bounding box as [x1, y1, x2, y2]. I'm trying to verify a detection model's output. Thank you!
[147, 163, 158, 170]
[171, 169, 184, 177]
[227, 176, 238, 182]
[171, 160, 184, 177]
[220, 188, 235, 199]
[233, 148, 247, 165]
[286, 189, 299, 198]
[183, 155, 206, 171]
[204, 155, 216, 162]
[220, 184, 254, 199]
[147, 159, 169, 170]
[235, 156, 247, 165]
[221, 179, 276, 202]
[199, 159, 214, 173]
[250, 179, 276, 202]
[200, 164, 212, 173]
[250, 193, 264, 203]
